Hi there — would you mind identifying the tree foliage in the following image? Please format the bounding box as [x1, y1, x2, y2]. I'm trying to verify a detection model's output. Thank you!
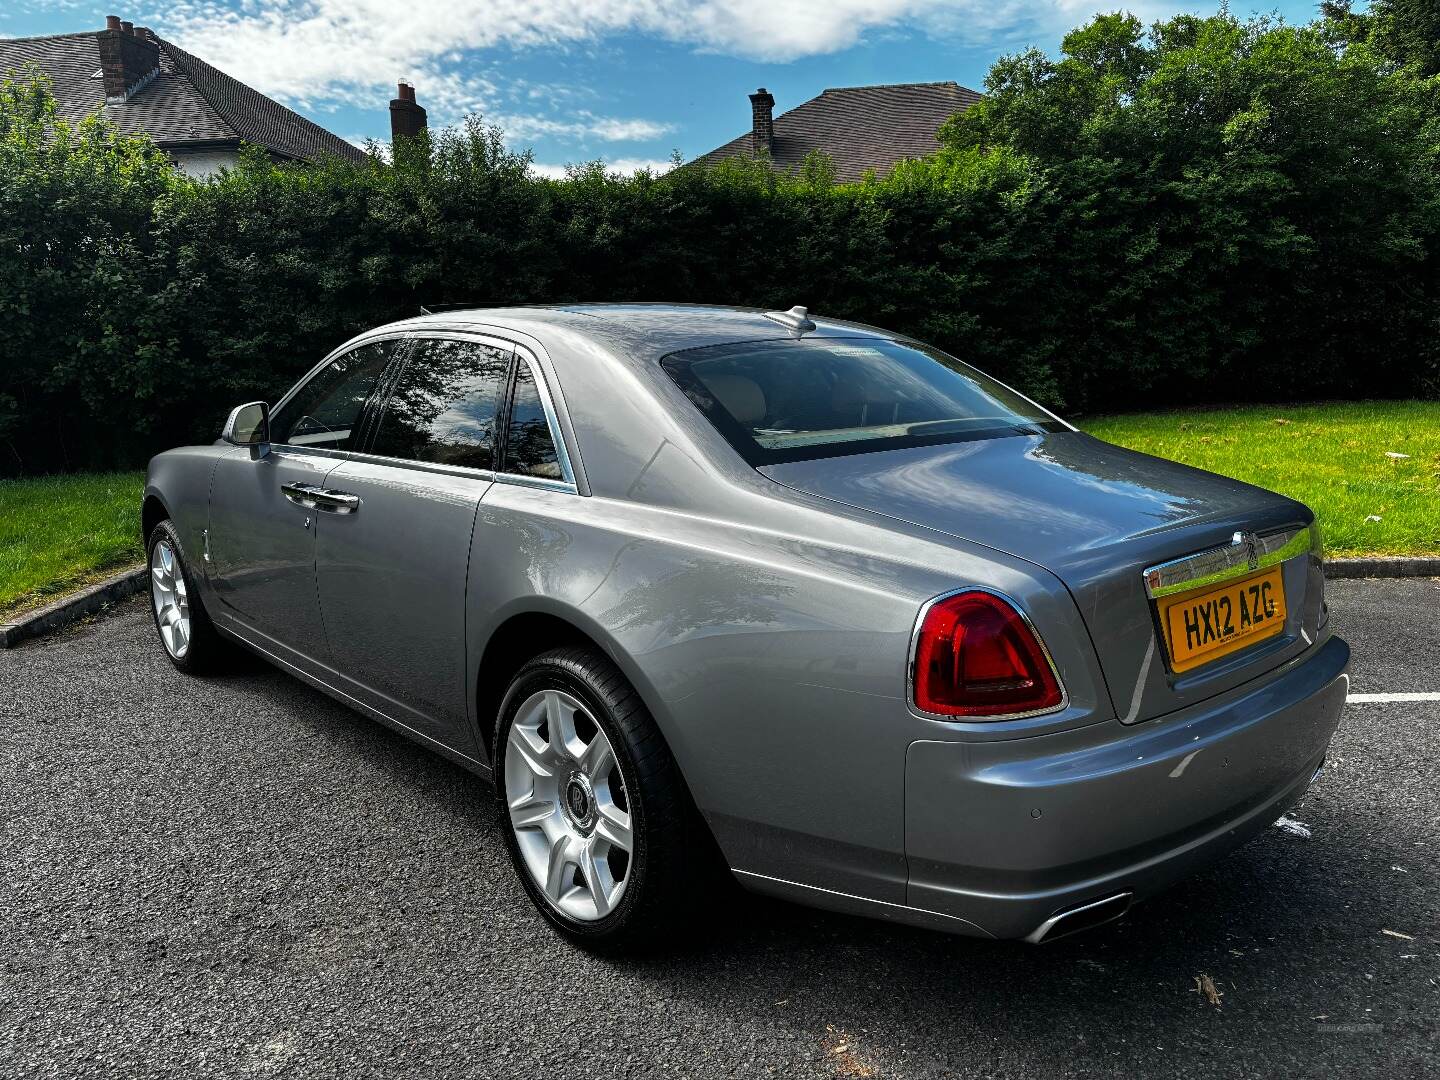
[1, 7, 1438, 474]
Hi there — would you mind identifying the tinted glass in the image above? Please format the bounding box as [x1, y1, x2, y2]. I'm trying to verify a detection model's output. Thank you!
[270, 341, 398, 450]
[502, 361, 563, 481]
[660, 338, 1061, 465]
[370, 338, 511, 469]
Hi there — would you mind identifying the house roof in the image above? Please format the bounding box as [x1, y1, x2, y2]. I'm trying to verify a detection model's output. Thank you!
[0, 29, 366, 163]
[692, 81, 981, 183]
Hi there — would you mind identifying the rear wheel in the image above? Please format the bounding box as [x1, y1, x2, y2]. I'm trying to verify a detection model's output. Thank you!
[495, 647, 697, 951]
[147, 519, 227, 674]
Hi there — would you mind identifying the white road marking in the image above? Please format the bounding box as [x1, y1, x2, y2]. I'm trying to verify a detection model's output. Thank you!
[1169, 750, 1200, 779]
[1346, 692, 1440, 703]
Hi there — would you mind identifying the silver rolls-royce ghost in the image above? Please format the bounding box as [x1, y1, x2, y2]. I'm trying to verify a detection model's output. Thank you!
[142, 303, 1348, 949]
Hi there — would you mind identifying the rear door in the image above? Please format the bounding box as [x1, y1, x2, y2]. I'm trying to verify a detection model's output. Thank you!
[314, 333, 512, 752]
[207, 338, 401, 669]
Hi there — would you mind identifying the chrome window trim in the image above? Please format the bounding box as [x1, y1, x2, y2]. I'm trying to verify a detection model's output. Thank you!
[1142, 524, 1319, 600]
[492, 472, 578, 494]
[905, 586, 1069, 722]
[334, 450, 497, 483]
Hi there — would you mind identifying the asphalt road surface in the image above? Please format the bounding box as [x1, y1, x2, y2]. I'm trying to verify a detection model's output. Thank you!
[3, 579, 1437, 1079]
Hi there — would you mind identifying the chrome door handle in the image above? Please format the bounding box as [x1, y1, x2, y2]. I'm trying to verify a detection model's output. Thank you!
[281, 481, 323, 508]
[311, 489, 360, 514]
[281, 482, 360, 514]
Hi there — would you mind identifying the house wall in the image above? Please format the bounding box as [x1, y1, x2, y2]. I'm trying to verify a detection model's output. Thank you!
[168, 149, 242, 178]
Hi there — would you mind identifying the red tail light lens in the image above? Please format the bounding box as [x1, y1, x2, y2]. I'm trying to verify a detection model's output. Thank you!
[912, 591, 1063, 718]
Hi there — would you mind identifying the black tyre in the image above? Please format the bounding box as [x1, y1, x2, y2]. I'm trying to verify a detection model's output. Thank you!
[494, 646, 700, 951]
[145, 519, 228, 674]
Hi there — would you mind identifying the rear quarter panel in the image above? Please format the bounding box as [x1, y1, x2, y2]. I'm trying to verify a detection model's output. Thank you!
[466, 479, 1116, 904]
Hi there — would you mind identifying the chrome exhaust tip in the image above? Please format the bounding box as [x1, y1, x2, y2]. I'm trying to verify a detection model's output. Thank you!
[1025, 892, 1133, 944]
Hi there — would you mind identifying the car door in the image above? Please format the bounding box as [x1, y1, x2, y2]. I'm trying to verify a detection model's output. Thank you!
[313, 333, 511, 753]
[207, 337, 405, 669]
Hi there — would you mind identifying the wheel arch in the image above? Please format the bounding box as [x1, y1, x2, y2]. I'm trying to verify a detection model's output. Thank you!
[472, 600, 675, 775]
[141, 491, 170, 545]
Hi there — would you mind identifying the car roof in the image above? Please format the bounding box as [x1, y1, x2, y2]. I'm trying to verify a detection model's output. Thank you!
[373, 302, 894, 361]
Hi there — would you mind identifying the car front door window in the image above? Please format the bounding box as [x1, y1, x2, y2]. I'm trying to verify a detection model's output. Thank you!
[270, 341, 399, 452]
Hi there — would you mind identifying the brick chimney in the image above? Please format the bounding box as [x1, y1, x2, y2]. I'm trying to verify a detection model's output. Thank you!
[389, 81, 428, 142]
[97, 14, 160, 104]
[749, 87, 775, 157]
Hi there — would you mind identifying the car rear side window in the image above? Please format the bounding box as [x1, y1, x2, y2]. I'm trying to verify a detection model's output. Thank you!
[502, 360, 564, 482]
[369, 337, 512, 470]
[660, 338, 1063, 465]
[270, 340, 398, 451]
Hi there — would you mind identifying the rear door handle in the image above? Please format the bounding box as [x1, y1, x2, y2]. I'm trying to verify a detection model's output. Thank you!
[281, 482, 361, 514]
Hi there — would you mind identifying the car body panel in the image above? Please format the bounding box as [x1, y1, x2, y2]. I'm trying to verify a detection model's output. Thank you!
[207, 445, 334, 665]
[761, 431, 1325, 723]
[144, 303, 1349, 940]
[315, 456, 489, 752]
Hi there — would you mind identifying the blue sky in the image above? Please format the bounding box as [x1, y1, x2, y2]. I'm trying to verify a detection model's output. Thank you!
[6, 1, 1326, 174]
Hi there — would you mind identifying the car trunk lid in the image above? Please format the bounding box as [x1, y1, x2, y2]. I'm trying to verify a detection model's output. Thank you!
[760, 431, 1324, 724]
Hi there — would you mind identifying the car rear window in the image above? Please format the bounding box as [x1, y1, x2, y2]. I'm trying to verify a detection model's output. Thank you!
[660, 338, 1063, 465]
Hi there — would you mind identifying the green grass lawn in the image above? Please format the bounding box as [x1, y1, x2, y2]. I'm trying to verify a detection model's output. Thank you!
[0, 471, 145, 615]
[1084, 401, 1440, 558]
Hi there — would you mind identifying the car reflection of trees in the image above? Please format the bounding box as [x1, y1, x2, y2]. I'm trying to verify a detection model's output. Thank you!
[1028, 435, 1233, 516]
[505, 417, 562, 479]
[377, 341, 508, 467]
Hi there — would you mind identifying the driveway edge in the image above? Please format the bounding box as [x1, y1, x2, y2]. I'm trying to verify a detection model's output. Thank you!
[0, 565, 148, 649]
[1324, 557, 1440, 580]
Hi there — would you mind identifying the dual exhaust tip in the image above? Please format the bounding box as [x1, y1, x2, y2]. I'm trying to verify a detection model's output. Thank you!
[1025, 892, 1133, 944]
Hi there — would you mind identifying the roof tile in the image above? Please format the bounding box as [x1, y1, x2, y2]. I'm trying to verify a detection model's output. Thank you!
[0, 29, 365, 164]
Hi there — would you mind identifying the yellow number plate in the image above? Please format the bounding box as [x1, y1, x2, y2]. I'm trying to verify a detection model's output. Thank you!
[1158, 565, 1287, 674]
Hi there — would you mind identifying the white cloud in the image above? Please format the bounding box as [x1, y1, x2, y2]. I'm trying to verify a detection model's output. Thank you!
[499, 113, 675, 142]
[158, 1, 1170, 116]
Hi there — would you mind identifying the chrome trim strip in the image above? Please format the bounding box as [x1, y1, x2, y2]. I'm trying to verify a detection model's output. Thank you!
[731, 869, 993, 937]
[905, 586, 1069, 722]
[1143, 524, 1318, 599]
[1023, 891, 1132, 944]
[491, 472, 578, 494]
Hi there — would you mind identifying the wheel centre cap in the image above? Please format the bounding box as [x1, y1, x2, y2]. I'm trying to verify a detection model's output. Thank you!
[562, 772, 596, 832]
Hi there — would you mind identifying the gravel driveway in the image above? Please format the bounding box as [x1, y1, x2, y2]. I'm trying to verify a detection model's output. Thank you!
[3, 580, 1437, 1079]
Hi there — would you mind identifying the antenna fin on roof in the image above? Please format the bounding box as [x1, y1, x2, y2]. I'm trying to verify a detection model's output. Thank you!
[763, 305, 816, 334]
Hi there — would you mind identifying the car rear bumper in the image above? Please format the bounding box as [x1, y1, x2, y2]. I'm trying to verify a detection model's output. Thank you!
[903, 633, 1349, 940]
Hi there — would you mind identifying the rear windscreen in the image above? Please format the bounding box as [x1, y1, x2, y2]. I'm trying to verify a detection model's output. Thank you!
[661, 337, 1064, 465]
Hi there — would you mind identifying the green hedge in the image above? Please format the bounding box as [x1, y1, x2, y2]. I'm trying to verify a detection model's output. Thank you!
[2, 6, 1437, 475]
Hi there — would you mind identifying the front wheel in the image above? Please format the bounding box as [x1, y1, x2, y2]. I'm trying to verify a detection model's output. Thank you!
[494, 647, 698, 951]
[146, 519, 227, 674]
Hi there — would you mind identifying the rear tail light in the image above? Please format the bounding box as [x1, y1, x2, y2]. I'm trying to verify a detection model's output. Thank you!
[911, 591, 1064, 718]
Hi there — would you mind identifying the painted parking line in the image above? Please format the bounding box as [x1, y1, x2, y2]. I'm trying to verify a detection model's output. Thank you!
[1346, 692, 1440, 704]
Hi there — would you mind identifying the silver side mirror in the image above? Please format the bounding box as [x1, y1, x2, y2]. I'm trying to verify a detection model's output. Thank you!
[222, 401, 270, 454]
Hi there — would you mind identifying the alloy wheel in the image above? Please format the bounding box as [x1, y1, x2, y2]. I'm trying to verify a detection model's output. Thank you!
[150, 539, 191, 659]
[505, 689, 634, 921]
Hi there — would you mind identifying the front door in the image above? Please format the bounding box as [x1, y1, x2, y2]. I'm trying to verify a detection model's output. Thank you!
[314, 334, 512, 752]
[207, 338, 403, 667]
